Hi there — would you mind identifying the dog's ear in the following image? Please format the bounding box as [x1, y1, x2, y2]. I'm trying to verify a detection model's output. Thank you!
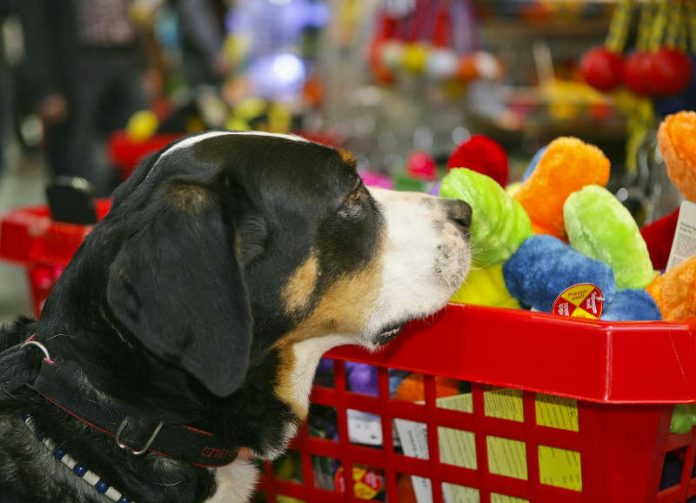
[106, 182, 252, 397]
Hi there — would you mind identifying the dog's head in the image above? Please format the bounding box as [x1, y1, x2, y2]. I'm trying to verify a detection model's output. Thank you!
[44, 132, 471, 402]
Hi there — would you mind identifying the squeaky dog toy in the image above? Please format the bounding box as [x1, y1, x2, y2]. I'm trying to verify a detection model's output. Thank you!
[658, 110, 696, 202]
[503, 235, 616, 312]
[601, 289, 662, 321]
[441, 168, 532, 267]
[514, 137, 610, 238]
[564, 185, 656, 290]
[450, 263, 520, 309]
[647, 254, 696, 321]
[446, 134, 509, 187]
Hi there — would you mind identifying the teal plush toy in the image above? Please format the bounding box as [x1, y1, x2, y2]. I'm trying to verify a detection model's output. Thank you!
[441, 168, 532, 267]
[564, 185, 655, 290]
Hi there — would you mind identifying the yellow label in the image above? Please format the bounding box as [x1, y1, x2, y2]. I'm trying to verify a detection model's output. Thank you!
[487, 436, 528, 480]
[563, 284, 595, 306]
[407, 392, 582, 492]
[352, 467, 379, 500]
[491, 494, 529, 503]
[485, 388, 524, 422]
[438, 427, 477, 469]
[538, 446, 582, 491]
[536, 394, 579, 432]
[442, 483, 480, 502]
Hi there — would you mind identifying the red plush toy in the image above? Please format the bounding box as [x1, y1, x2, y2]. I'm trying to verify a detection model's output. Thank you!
[447, 134, 509, 187]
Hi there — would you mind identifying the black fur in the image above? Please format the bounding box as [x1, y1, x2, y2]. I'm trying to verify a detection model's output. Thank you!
[0, 133, 383, 502]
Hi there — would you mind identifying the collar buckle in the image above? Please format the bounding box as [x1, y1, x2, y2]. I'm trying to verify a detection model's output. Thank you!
[115, 418, 163, 456]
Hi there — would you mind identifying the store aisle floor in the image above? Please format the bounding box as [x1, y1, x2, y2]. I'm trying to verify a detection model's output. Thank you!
[0, 154, 48, 323]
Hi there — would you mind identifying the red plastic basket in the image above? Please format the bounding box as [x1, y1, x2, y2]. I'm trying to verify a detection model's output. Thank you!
[0, 200, 111, 316]
[108, 131, 182, 180]
[257, 307, 696, 503]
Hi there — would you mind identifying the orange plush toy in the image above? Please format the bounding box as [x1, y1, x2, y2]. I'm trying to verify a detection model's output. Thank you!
[642, 111, 696, 269]
[514, 137, 610, 238]
[658, 111, 696, 202]
[647, 254, 696, 321]
[645, 112, 696, 320]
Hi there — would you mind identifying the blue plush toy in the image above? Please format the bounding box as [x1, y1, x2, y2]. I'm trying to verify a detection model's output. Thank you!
[601, 289, 662, 321]
[503, 235, 616, 312]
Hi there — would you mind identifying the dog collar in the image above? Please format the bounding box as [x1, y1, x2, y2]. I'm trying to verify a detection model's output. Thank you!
[2, 338, 239, 468]
[22, 413, 136, 503]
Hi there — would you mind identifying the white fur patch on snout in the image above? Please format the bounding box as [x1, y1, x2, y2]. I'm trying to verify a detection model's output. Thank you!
[363, 188, 471, 342]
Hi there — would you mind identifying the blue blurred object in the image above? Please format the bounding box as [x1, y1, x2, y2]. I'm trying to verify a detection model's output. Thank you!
[522, 146, 546, 182]
[503, 235, 616, 312]
[346, 362, 377, 395]
[601, 289, 662, 321]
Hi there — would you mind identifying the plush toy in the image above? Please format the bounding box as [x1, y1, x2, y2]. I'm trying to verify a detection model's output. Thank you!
[393, 373, 460, 402]
[503, 235, 616, 312]
[447, 134, 509, 187]
[514, 137, 610, 238]
[407, 151, 438, 181]
[640, 111, 696, 269]
[601, 289, 662, 321]
[671, 404, 696, 434]
[658, 111, 696, 202]
[450, 263, 520, 309]
[440, 169, 532, 267]
[521, 146, 547, 181]
[126, 110, 159, 141]
[647, 254, 696, 321]
[564, 185, 655, 290]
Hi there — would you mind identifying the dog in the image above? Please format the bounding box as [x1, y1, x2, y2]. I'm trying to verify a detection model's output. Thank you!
[0, 131, 471, 502]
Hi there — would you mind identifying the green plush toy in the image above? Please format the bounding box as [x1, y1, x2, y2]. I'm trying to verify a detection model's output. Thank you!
[441, 169, 532, 267]
[564, 185, 655, 290]
[450, 263, 520, 309]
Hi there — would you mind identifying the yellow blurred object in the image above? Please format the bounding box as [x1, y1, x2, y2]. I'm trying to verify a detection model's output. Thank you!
[125, 110, 159, 142]
[450, 264, 520, 309]
[236, 98, 267, 120]
[223, 35, 249, 65]
[267, 103, 292, 133]
[225, 116, 251, 131]
[401, 43, 429, 74]
[542, 79, 606, 121]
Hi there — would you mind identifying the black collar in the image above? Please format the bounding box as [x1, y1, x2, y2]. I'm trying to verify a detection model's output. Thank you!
[1, 337, 238, 468]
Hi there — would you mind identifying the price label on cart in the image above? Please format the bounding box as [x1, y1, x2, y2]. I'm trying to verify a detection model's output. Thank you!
[552, 283, 604, 319]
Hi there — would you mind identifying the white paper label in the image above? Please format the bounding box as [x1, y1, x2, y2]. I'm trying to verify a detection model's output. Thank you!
[347, 409, 383, 446]
[667, 200, 696, 271]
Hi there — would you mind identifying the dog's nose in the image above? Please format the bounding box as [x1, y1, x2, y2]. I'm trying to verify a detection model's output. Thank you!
[445, 199, 472, 230]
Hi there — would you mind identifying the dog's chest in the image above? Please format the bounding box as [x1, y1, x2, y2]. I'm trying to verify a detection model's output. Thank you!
[274, 334, 352, 421]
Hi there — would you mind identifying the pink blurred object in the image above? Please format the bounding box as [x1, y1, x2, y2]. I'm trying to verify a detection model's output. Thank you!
[359, 170, 395, 189]
[407, 151, 437, 181]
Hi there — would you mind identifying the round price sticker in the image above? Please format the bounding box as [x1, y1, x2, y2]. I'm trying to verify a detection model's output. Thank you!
[552, 283, 604, 319]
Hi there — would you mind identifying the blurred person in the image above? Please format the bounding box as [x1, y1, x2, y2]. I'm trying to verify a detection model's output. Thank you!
[176, 0, 231, 87]
[20, 0, 150, 195]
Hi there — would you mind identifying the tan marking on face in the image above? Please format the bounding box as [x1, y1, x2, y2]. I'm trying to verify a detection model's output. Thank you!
[274, 240, 385, 418]
[282, 251, 319, 315]
[169, 184, 211, 212]
[338, 148, 357, 168]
